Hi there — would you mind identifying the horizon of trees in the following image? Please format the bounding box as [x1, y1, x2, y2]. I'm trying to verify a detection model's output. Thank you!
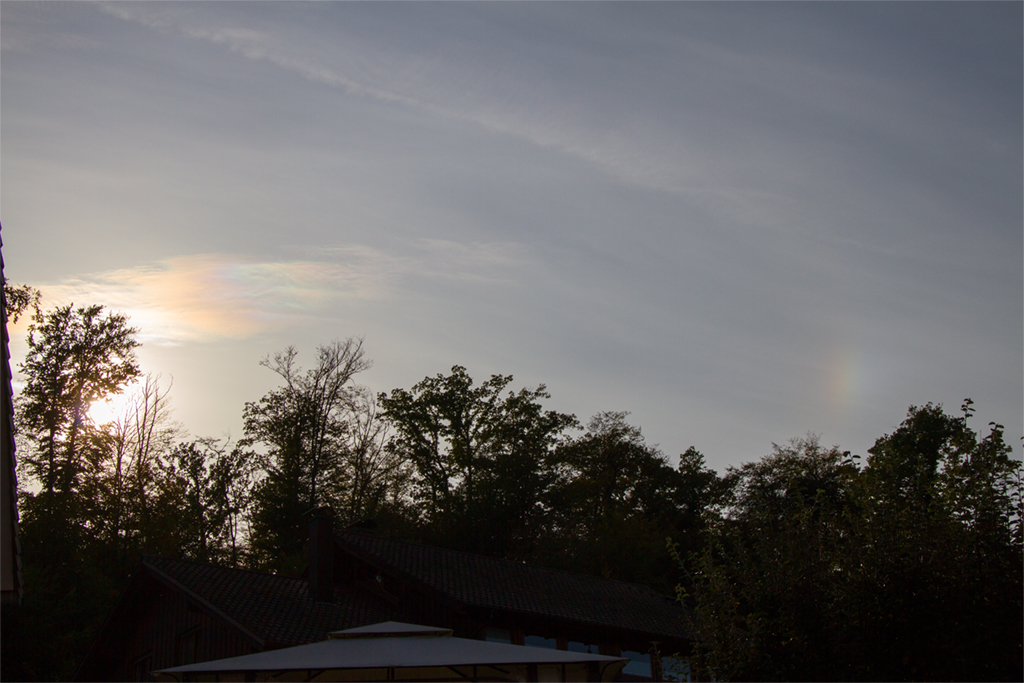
[2, 285, 1021, 682]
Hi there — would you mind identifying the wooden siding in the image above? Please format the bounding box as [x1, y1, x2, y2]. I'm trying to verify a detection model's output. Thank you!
[77, 569, 261, 681]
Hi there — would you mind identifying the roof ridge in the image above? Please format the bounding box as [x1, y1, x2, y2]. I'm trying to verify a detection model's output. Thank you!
[335, 530, 672, 595]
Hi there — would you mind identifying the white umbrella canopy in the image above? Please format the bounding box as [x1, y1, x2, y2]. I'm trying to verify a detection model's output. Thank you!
[155, 622, 628, 682]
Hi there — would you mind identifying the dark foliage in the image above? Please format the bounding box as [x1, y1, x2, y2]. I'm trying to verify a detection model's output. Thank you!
[543, 413, 726, 593]
[6, 303, 141, 681]
[6, 299, 1018, 683]
[682, 405, 1023, 682]
[2, 279, 41, 324]
[379, 365, 577, 559]
[243, 339, 396, 574]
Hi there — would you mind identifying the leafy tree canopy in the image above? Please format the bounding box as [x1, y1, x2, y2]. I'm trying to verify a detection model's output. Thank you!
[2, 279, 41, 324]
[17, 304, 140, 541]
[682, 405, 1022, 682]
[379, 365, 577, 557]
[243, 338, 377, 573]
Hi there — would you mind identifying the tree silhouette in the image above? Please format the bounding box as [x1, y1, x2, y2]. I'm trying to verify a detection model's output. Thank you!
[243, 338, 373, 573]
[683, 406, 1022, 681]
[379, 366, 576, 557]
[17, 304, 140, 562]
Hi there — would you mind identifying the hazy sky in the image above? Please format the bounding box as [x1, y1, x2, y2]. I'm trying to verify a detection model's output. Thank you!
[3, 1, 1021, 472]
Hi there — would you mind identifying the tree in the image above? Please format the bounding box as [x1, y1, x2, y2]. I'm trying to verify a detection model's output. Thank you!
[17, 304, 140, 562]
[547, 412, 725, 592]
[682, 436, 858, 682]
[854, 402, 1022, 681]
[379, 366, 577, 557]
[166, 438, 253, 566]
[2, 279, 40, 323]
[80, 374, 184, 579]
[243, 338, 372, 572]
[8, 303, 141, 682]
[338, 385, 411, 525]
[682, 405, 1023, 682]
[673, 445, 731, 558]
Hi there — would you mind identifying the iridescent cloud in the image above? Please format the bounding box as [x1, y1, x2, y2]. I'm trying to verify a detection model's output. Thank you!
[34, 243, 529, 344]
[36, 253, 381, 343]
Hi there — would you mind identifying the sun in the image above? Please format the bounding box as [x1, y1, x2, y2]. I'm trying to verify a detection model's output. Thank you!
[88, 390, 135, 425]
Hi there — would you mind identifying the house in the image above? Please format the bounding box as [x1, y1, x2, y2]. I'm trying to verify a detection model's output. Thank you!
[2, 238, 24, 606]
[74, 555, 399, 681]
[77, 513, 693, 681]
[333, 525, 692, 670]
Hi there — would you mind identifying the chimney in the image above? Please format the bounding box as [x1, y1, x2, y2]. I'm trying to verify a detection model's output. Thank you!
[308, 506, 334, 602]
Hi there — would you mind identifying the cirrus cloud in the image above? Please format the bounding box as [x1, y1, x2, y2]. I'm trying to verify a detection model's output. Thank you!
[31, 241, 531, 345]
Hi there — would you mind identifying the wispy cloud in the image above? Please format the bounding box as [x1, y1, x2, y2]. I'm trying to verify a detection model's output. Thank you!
[99, 3, 427, 108]
[32, 242, 530, 344]
[7, 1, 1019, 464]
[94, 3, 724, 200]
[96, 1, 973, 244]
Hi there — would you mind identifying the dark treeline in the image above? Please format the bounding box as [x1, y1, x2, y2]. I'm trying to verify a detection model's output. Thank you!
[680, 419, 1022, 681]
[2, 290, 1021, 681]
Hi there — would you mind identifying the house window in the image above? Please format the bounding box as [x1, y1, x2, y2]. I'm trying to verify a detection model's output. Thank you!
[485, 627, 511, 644]
[525, 635, 557, 649]
[568, 641, 598, 654]
[622, 650, 652, 678]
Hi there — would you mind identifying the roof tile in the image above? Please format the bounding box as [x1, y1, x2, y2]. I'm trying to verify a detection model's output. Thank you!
[145, 556, 398, 646]
[337, 531, 692, 640]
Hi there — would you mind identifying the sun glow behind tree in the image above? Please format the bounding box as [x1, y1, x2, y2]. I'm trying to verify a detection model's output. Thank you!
[88, 383, 138, 425]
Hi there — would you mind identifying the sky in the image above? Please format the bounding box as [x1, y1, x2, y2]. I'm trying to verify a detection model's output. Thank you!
[2, 1, 1021, 473]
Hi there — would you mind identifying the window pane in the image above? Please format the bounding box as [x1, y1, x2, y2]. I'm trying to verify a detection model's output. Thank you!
[622, 650, 652, 678]
[485, 627, 511, 644]
[525, 635, 557, 649]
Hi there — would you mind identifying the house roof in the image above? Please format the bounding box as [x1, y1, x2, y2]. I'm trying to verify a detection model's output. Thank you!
[144, 556, 398, 647]
[336, 530, 693, 641]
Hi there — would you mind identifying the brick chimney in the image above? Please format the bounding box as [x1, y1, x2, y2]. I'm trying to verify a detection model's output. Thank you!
[308, 506, 334, 602]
